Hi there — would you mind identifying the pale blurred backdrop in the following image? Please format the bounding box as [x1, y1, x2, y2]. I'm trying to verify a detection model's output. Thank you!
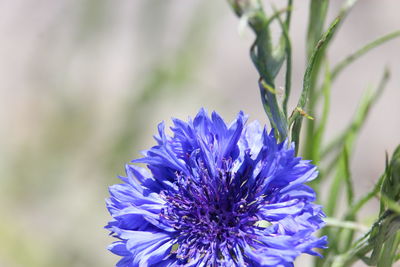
[1, 1, 399, 266]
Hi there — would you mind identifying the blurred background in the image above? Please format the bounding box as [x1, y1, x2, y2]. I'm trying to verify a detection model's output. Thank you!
[0, 0, 399, 266]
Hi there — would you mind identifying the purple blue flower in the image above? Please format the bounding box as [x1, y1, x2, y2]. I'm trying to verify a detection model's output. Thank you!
[106, 109, 327, 266]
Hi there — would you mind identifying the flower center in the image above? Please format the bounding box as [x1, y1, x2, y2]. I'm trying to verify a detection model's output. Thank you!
[159, 160, 263, 262]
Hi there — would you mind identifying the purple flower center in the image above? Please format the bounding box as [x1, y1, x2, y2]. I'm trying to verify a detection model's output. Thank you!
[160, 158, 265, 262]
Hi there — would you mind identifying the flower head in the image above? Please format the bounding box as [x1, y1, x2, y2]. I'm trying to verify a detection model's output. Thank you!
[106, 109, 327, 266]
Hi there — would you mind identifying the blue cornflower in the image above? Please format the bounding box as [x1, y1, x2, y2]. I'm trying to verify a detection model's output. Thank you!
[106, 109, 327, 267]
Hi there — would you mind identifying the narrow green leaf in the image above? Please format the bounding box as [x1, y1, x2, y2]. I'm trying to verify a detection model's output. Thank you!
[305, 0, 360, 163]
[291, 16, 341, 153]
[332, 30, 400, 81]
